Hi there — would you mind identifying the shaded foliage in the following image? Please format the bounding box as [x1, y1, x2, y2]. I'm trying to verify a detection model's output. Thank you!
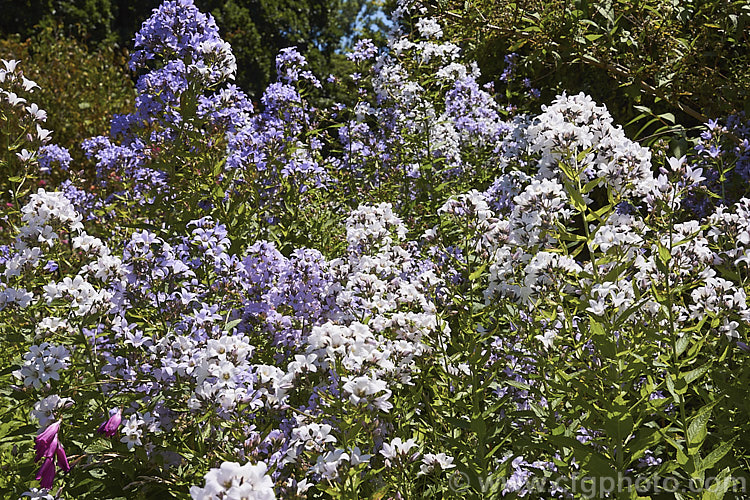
[417, 0, 750, 148]
[0, 26, 134, 163]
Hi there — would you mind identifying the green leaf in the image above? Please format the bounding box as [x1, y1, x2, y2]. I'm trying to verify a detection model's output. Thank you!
[683, 363, 711, 385]
[547, 434, 613, 474]
[506, 380, 532, 391]
[590, 320, 605, 336]
[659, 112, 676, 124]
[675, 334, 691, 357]
[471, 416, 487, 436]
[469, 262, 488, 281]
[223, 318, 242, 332]
[698, 438, 735, 473]
[568, 184, 587, 212]
[625, 427, 660, 463]
[665, 372, 680, 402]
[687, 402, 717, 454]
[581, 176, 604, 194]
[663, 434, 689, 465]
[657, 242, 672, 265]
[576, 147, 593, 163]
[180, 88, 197, 118]
[445, 416, 472, 431]
[702, 467, 734, 500]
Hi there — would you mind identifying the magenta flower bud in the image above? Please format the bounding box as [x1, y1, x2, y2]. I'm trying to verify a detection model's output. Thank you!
[35, 420, 61, 447]
[56, 442, 70, 472]
[35, 457, 56, 489]
[34, 420, 61, 462]
[34, 443, 45, 463]
[97, 408, 122, 437]
[35, 434, 58, 463]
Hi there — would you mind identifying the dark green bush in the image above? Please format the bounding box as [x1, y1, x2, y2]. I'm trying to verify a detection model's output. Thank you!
[0, 25, 134, 163]
[419, 0, 750, 145]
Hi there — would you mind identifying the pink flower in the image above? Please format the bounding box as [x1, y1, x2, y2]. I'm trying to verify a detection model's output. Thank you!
[97, 408, 122, 437]
[34, 421, 61, 462]
[32, 420, 70, 489]
[34, 433, 58, 463]
[35, 457, 56, 489]
[56, 442, 70, 472]
[35, 421, 61, 446]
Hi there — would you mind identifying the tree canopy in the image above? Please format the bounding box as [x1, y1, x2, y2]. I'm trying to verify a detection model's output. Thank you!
[0, 0, 387, 96]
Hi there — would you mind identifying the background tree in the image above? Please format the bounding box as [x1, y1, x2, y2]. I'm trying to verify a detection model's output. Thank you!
[0, 27, 134, 161]
[414, 0, 750, 150]
[0, 0, 388, 98]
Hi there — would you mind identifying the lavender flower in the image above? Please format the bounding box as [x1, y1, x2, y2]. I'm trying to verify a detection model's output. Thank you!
[34, 420, 61, 462]
[38, 144, 72, 172]
[346, 39, 378, 63]
[130, 0, 235, 84]
[35, 458, 56, 489]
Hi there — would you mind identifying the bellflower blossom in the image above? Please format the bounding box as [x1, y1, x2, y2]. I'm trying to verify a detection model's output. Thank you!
[97, 407, 123, 437]
[130, 0, 236, 84]
[33, 420, 70, 489]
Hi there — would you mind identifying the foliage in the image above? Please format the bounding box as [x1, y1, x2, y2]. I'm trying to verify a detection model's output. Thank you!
[0, 26, 134, 166]
[417, 0, 750, 147]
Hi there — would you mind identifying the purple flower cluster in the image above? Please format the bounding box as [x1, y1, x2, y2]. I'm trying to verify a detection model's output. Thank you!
[38, 144, 72, 173]
[224, 48, 329, 198]
[130, 0, 236, 84]
[684, 113, 750, 214]
[347, 39, 379, 63]
[499, 53, 517, 82]
[445, 76, 509, 143]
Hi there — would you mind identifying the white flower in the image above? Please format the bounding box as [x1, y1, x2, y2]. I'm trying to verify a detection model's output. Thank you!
[419, 452, 456, 475]
[720, 320, 740, 339]
[292, 422, 337, 452]
[416, 18, 443, 39]
[13, 343, 70, 389]
[19, 488, 54, 500]
[16, 149, 35, 162]
[380, 437, 419, 465]
[120, 431, 142, 450]
[3, 59, 19, 73]
[349, 446, 372, 465]
[535, 330, 557, 349]
[36, 124, 52, 142]
[26, 103, 46, 121]
[36, 316, 71, 338]
[5, 91, 26, 106]
[120, 414, 144, 450]
[312, 449, 349, 480]
[190, 461, 275, 500]
[22, 76, 39, 92]
[287, 354, 317, 374]
[586, 298, 607, 316]
[342, 375, 387, 405]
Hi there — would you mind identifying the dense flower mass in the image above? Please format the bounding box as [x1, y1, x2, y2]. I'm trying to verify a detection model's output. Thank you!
[129, 0, 236, 83]
[190, 461, 275, 500]
[2, 0, 750, 498]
